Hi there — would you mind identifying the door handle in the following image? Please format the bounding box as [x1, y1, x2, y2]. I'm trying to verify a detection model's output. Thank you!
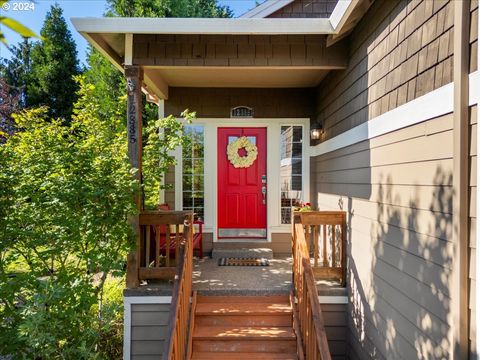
[262, 186, 267, 204]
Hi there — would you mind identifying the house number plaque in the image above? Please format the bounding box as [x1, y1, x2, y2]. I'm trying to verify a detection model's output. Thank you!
[231, 106, 253, 118]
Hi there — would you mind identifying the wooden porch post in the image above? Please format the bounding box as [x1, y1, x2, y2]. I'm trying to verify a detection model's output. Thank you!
[125, 65, 144, 289]
[452, 1, 469, 358]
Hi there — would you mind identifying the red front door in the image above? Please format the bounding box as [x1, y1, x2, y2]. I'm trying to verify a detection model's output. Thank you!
[217, 127, 267, 239]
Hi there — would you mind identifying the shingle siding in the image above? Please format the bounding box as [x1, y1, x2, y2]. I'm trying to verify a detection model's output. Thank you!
[314, 0, 455, 142]
[267, 0, 338, 18]
[133, 34, 347, 68]
[164, 87, 315, 119]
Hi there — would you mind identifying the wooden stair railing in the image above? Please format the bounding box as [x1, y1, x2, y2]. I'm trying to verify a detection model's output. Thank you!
[292, 211, 333, 360]
[298, 211, 347, 286]
[162, 213, 194, 360]
[126, 210, 194, 287]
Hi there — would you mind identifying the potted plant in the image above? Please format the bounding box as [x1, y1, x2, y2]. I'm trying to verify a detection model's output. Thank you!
[299, 202, 313, 212]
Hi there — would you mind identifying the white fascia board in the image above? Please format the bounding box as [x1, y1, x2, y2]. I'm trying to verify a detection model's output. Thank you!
[240, 0, 294, 18]
[71, 17, 334, 35]
[238, 0, 359, 36]
[330, 0, 353, 31]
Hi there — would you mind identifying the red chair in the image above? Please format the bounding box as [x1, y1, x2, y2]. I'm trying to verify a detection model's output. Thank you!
[154, 204, 204, 259]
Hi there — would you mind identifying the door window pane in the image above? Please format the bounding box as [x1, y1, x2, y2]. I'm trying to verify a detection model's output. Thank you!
[246, 136, 256, 145]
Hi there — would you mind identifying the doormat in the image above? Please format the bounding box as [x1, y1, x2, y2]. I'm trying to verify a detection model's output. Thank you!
[218, 257, 270, 266]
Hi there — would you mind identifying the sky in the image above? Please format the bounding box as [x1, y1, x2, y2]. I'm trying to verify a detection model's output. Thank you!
[0, 0, 260, 65]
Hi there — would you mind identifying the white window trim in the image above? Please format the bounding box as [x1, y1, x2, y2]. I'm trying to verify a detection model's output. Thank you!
[175, 125, 205, 215]
[279, 123, 309, 226]
[173, 118, 310, 242]
[123, 296, 172, 360]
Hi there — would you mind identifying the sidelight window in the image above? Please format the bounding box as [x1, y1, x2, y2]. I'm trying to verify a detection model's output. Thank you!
[280, 125, 303, 224]
[182, 125, 204, 220]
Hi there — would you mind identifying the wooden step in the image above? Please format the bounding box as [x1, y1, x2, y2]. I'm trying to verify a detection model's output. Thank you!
[192, 339, 297, 353]
[196, 295, 290, 303]
[195, 302, 293, 316]
[195, 314, 292, 327]
[193, 325, 296, 340]
[191, 295, 297, 357]
[191, 352, 298, 359]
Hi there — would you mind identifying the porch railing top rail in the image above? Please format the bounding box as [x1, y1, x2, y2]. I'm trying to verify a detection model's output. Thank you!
[139, 210, 192, 225]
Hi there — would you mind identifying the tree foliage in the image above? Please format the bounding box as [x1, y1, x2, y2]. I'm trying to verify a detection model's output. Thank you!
[143, 110, 195, 208]
[0, 77, 20, 141]
[106, 0, 232, 17]
[84, 0, 232, 127]
[0, 78, 138, 359]
[0, 77, 195, 358]
[28, 4, 79, 120]
[0, 38, 32, 107]
[0, 1, 228, 357]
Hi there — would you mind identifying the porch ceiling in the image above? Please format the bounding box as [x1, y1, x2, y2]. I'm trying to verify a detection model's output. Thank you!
[144, 67, 329, 88]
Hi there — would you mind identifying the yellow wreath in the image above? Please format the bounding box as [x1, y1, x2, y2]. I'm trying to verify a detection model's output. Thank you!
[227, 136, 258, 168]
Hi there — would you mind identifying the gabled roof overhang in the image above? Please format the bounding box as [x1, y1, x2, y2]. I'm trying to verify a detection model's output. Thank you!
[72, 1, 371, 101]
[240, 0, 373, 45]
[240, 0, 295, 18]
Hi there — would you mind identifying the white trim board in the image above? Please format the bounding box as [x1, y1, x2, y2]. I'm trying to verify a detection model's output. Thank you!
[123, 296, 172, 360]
[330, 0, 353, 30]
[72, 17, 334, 35]
[310, 71, 480, 158]
[240, 0, 294, 18]
[240, 0, 353, 33]
[124, 296, 172, 304]
[318, 296, 348, 304]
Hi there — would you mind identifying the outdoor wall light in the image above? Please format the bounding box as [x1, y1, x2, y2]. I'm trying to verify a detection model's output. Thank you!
[310, 122, 323, 140]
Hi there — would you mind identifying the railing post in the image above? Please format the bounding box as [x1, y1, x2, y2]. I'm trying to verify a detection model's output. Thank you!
[341, 213, 347, 287]
[125, 65, 144, 289]
[126, 250, 139, 289]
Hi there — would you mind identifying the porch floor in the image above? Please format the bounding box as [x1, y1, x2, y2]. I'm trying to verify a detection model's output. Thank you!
[192, 256, 345, 296]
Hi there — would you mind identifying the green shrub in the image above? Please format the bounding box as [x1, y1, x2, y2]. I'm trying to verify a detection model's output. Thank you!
[0, 78, 136, 359]
[0, 76, 193, 359]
